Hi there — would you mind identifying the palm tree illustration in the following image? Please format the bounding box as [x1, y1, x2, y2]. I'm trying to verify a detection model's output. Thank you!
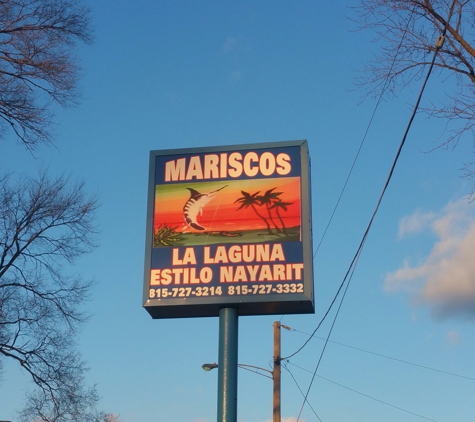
[257, 188, 283, 234]
[269, 198, 294, 235]
[234, 190, 273, 234]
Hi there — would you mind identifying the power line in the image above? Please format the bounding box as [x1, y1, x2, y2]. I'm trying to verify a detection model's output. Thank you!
[288, 361, 439, 422]
[290, 329, 475, 382]
[293, 3, 458, 419]
[295, 255, 358, 420]
[283, 1, 417, 360]
[282, 362, 322, 422]
[312, 0, 416, 260]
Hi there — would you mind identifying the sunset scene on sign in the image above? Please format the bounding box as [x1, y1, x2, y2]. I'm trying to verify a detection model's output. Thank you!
[154, 177, 301, 234]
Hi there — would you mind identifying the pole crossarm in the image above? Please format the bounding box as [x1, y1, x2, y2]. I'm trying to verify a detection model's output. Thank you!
[238, 364, 273, 379]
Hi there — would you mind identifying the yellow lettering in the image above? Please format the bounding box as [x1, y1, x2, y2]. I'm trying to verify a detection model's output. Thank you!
[220, 266, 233, 282]
[190, 268, 200, 284]
[150, 269, 161, 286]
[220, 153, 228, 178]
[182, 247, 196, 265]
[273, 264, 286, 280]
[276, 153, 291, 175]
[242, 244, 254, 262]
[256, 244, 270, 261]
[172, 247, 196, 265]
[204, 154, 219, 179]
[201, 267, 213, 283]
[228, 152, 243, 178]
[247, 265, 259, 281]
[270, 244, 285, 261]
[259, 265, 273, 281]
[161, 269, 172, 284]
[165, 158, 186, 182]
[234, 266, 247, 282]
[292, 263, 304, 280]
[171, 268, 183, 284]
[243, 152, 259, 177]
[229, 245, 241, 263]
[186, 156, 203, 180]
[214, 246, 228, 263]
[172, 248, 182, 265]
[203, 246, 213, 264]
[259, 152, 276, 176]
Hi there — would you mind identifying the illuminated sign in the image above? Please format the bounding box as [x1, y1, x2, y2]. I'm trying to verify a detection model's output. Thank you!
[143, 140, 314, 318]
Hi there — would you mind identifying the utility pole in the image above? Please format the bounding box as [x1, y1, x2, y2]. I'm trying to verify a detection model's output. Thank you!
[204, 320, 285, 422]
[273, 321, 281, 422]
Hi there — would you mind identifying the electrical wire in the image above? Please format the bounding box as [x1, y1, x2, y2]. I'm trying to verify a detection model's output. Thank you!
[278, 0, 415, 326]
[295, 256, 359, 420]
[282, 362, 322, 422]
[282, 228, 361, 361]
[281, 1, 418, 354]
[287, 361, 439, 422]
[293, 3, 458, 420]
[290, 329, 475, 382]
[312, 0, 416, 260]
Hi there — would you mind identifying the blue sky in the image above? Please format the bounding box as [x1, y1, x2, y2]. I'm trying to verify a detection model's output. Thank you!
[1, 1, 474, 421]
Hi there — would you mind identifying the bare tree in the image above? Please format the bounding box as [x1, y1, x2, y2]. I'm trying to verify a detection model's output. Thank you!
[0, 172, 100, 421]
[103, 415, 120, 422]
[19, 392, 120, 422]
[19, 377, 102, 422]
[0, 2, 108, 420]
[0, 0, 92, 149]
[20, 389, 121, 422]
[354, 0, 475, 182]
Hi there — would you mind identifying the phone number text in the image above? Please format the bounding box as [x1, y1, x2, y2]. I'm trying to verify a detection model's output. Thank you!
[149, 283, 304, 299]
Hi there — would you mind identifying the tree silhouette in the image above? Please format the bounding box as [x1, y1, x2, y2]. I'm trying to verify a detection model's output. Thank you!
[257, 188, 283, 233]
[234, 190, 273, 234]
[269, 198, 294, 235]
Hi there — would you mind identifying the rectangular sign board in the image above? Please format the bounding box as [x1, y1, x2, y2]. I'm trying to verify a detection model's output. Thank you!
[143, 140, 314, 318]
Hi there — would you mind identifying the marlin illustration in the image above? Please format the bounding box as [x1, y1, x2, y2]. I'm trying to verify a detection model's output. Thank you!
[183, 185, 227, 231]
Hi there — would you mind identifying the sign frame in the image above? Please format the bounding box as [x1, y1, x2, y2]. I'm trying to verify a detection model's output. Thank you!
[143, 140, 314, 318]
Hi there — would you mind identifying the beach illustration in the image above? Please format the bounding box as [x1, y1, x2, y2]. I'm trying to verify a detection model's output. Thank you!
[152, 177, 301, 247]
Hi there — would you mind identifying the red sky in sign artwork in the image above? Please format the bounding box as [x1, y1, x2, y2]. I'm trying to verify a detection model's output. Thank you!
[154, 177, 301, 233]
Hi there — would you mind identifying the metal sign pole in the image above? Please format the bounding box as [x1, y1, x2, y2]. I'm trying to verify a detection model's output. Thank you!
[217, 307, 238, 422]
[273, 321, 281, 422]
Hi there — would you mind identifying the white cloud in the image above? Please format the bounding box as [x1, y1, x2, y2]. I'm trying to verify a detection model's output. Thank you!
[385, 198, 475, 319]
[397, 209, 436, 238]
